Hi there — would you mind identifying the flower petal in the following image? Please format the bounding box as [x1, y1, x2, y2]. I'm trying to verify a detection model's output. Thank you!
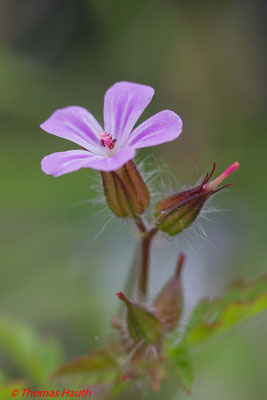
[41, 150, 97, 177]
[40, 106, 104, 154]
[104, 82, 154, 145]
[88, 146, 136, 172]
[127, 110, 183, 149]
[41, 147, 136, 177]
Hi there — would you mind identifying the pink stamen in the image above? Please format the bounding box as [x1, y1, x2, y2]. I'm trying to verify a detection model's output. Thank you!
[204, 161, 240, 191]
[100, 131, 117, 150]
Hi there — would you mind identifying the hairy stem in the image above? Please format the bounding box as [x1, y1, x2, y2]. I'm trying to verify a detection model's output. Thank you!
[134, 216, 158, 300]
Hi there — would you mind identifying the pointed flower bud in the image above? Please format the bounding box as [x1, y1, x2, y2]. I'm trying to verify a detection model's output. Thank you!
[155, 162, 240, 236]
[116, 292, 164, 344]
[101, 160, 150, 218]
[154, 253, 185, 331]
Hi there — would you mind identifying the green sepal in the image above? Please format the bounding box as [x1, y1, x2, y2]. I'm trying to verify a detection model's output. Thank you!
[153, 253, 185, 331]
[101, 160, 150, 218]
[117, 292, 164, 344]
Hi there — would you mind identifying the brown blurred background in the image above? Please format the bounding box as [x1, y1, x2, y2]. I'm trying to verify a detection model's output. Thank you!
[0, 1, 266, 399]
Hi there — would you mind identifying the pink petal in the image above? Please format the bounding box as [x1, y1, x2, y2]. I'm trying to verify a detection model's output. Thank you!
[91, 146, 136, 172]
[41, 147, 136, 177]
[40, 106, 104, 154]
[127, 110, 183, 149]
[104, 82, 154, 145]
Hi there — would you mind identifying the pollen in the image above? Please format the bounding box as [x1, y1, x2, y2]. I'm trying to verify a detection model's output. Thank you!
[100, 131, 117, 150]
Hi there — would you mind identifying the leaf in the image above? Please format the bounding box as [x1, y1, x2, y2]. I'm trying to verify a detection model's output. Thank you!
[219, 294, 267, 328]
[0, 381, 26, 400]
[166, 344, 193, 394]
[184, 275, 267, 346]
[0, 315, 63, 384]
[54, 349, 119, 385]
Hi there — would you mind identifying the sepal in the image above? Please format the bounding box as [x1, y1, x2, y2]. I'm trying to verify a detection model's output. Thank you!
[155, 162, 239, 236]
[101, 160, 150, 218]
[116, 292, 164, 344]
[154, 253, 185, 331]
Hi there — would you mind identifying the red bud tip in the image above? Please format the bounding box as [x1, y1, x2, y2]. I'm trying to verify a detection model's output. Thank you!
[176, 252, 186, 276]
[116, 292, 130, 303]
[116, 292, 127, 301]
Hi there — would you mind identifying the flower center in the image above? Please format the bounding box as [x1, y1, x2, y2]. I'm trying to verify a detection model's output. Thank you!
[100, 131, 117, 150]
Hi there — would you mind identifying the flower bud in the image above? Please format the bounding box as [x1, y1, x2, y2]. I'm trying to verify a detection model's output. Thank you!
[116, 292, 164, 344]
[101, 160, 150, 218]
[153, 253, 185, 331]
[155, 162, 239, 236]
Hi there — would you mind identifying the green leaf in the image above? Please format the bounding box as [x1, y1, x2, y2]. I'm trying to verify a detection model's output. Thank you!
[166, 344, 193, 394]
[0, 381, 25, 400]
[0, 315, 63, 384]
[184, 275, 267, 346]
[54, 349, 119, 386]
[219, 293, 267, 328]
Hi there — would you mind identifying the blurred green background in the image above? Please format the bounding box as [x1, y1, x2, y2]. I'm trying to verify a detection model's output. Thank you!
[0, 0, 266, 399]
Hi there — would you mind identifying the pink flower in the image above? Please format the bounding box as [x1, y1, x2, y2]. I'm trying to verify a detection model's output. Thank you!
[41, 82, 183, 177]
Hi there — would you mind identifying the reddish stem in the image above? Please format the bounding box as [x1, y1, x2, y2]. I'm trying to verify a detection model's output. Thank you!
[134, 216, 158, 300]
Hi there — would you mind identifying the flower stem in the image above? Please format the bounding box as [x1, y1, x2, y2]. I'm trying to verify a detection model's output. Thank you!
[134, 215, 147, 233]
[134, 216, 158, 300]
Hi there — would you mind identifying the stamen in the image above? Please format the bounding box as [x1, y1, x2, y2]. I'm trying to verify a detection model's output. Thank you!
[100, 131, 117, 150]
